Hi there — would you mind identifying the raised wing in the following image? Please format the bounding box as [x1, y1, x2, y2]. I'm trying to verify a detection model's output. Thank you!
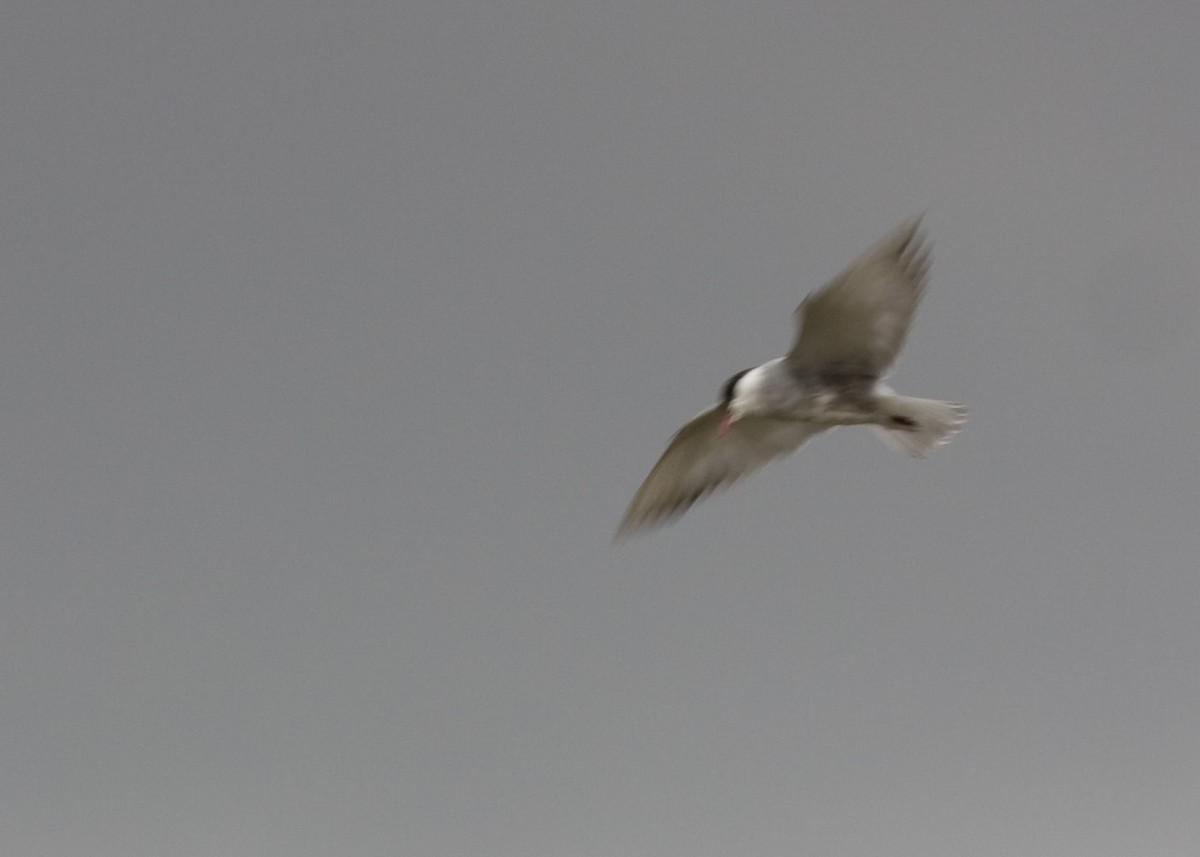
[787, 216, 930, 381]
[615, 407, 824, 539]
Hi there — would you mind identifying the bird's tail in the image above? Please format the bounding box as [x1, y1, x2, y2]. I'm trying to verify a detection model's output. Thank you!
[872, 396, 966, 458]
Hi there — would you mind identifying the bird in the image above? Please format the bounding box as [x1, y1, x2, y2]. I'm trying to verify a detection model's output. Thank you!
[615, 216, 966, 539]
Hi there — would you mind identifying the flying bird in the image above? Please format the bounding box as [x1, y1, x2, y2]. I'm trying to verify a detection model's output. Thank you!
[616, 216, 966, 538]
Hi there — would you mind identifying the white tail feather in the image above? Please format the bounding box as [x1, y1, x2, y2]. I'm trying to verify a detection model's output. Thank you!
[872, 396, 966, 458]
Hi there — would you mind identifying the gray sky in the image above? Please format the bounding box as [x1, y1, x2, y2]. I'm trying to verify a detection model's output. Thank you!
[2, 1, 1199, 854]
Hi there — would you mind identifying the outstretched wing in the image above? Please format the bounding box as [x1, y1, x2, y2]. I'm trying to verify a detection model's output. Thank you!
[615, 407, 824, 538]
[787, 216, 930, 380]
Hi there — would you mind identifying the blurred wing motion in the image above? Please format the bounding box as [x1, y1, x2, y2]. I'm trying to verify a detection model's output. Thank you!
[788, 215, 930, 380]
[615, 407, 823, 539]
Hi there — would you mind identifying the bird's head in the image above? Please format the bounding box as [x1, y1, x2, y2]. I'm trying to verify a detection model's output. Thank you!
[717, 367, 755, 435]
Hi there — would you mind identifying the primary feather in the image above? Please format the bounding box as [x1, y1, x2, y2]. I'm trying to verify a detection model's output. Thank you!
[788, 216, 928, 381]
[615, 409, 823, 538]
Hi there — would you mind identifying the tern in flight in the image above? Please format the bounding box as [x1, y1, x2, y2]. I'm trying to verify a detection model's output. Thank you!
[616, 216, 966, 538]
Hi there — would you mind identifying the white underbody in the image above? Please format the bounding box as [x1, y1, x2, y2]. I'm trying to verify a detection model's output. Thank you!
[729, 358, 890, 425]
[729, 358, 965, 458]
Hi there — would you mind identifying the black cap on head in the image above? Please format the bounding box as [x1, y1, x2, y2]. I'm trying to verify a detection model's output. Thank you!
[720, 368, 752, 405]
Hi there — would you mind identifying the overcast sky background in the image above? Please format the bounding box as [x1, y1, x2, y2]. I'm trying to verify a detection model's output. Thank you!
[2, 1, 1199, 855]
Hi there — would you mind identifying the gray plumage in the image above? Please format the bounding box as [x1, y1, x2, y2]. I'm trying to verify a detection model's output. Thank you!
[616, 217, 965, 539]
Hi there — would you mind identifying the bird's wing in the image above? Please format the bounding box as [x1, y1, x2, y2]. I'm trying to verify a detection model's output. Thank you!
[787, 216, 930, 380]
[615, 407, 824, 538]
